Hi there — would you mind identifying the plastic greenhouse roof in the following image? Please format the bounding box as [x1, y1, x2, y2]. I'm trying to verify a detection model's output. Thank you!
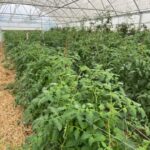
[0, 0, 150, 27]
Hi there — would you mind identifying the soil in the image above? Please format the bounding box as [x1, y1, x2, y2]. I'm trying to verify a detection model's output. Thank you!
[0, 43, 30, 150]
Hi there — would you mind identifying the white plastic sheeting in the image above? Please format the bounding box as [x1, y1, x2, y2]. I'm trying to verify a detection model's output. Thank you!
[0, 0, 150, 28]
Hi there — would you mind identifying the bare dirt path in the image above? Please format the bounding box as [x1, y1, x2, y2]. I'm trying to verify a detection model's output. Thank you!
[0, 43, 27, 150]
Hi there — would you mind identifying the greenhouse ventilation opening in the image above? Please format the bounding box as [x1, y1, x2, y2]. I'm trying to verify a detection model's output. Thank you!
[1, 0, 150, 29]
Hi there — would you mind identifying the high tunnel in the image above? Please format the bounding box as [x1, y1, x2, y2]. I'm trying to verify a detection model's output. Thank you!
[0, 0, 150, 29]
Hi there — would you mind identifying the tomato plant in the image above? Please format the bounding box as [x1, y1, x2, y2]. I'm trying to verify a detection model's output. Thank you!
[4, 27, 150, 150]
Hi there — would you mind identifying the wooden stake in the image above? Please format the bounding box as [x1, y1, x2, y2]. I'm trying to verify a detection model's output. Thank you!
[64, 40, 68, 57]
[26, 32, 29, 40]
[0, 42, 3, 52]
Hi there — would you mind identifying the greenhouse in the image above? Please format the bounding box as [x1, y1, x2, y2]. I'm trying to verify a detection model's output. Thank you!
[0, 0, 150, 150]
[1, 0, 150, 29]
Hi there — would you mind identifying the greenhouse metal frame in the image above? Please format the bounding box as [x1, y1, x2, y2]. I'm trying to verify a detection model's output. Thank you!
[0, 0, 150, 28]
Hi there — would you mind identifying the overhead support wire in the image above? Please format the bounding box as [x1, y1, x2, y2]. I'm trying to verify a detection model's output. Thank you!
[57, 7, 150, 25]
[0, 1, 125, 13]
[40, 0, 80, 16]
[0, 13, 82, 19]
[39, 1, 67, 27]
[34, 0, 76, 24]
[42, 0, 74, 23]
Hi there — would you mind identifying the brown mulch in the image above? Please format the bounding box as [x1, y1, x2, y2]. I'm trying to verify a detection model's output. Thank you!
[0, 43, 31, 150]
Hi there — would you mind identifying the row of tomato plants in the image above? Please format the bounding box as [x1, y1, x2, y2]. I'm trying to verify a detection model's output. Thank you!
[4, 28, 150, 149]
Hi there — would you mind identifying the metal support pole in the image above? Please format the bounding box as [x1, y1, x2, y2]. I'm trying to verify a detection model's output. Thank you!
[132, 0, 142, 28]
[139, 13, 142, 29]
